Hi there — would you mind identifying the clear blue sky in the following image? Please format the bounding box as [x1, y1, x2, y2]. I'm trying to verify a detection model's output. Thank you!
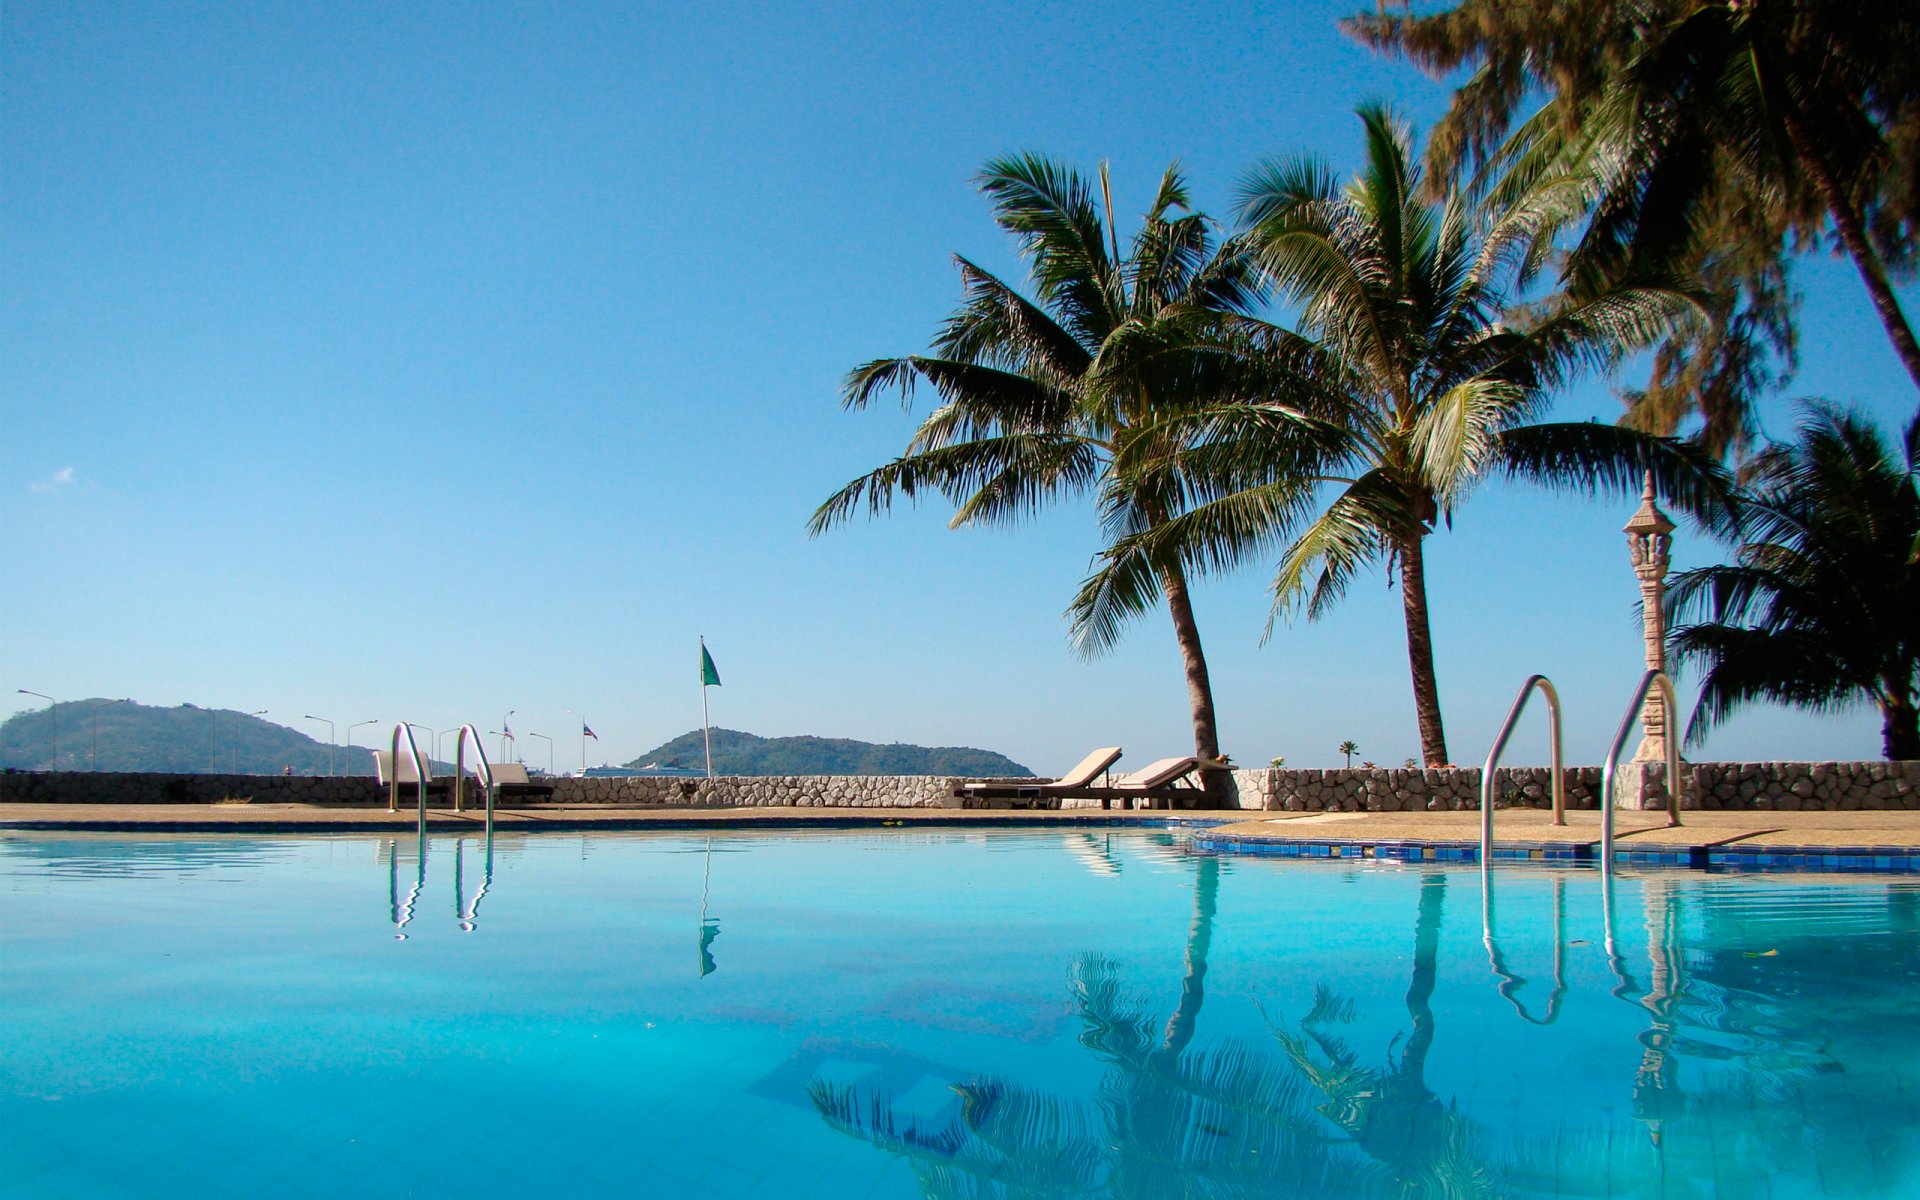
[4, 0, 1914, 772]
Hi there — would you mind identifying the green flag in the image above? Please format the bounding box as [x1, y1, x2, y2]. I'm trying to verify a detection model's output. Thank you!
[700, 642, 722, 687]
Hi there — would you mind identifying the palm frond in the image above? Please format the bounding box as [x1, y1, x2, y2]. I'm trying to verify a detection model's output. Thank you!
[1493, 421, 1741, 534]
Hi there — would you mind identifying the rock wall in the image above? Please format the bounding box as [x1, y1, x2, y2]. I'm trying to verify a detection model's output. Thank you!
[4, 760, 1915, 811]
[1255, 760, 1920, 812]
[0, 770, 963, 808]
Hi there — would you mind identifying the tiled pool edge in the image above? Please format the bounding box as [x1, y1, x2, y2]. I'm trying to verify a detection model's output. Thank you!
[1190, 830, 1920, 873]
[0, 812, 1237, 835]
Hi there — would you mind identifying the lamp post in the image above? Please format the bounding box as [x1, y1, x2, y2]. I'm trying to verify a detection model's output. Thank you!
[528, 732, 554, 776]
[181, 702, 217, 772]
[436, 727, 463, 765]
[566, 709, 588, 775]
[235, 709, 267, 773]
[347, 719, 380, 776]
[1625, 474, 1678, 767]
[91, 698, 130, 772]
[17, 690, 54, 770]
[303, 716, 337, 777]
[405, 724, 434, 768]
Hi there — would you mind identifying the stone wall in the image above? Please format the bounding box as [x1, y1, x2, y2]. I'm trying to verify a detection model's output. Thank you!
[4, 760, 1915, 811]
[1255, 760, 1920, 812]
[0, 770, 964, 809]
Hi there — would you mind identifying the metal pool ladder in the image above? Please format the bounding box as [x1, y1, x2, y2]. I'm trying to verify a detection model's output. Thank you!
[452, 724, 496, 824]
[387, 723, 434, 835]
[1599, 668, 1684, 877]
[1479, 674, 1567, 874]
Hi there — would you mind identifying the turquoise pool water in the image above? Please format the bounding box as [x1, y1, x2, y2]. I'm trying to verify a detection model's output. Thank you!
[2, 827, 1917, 1199]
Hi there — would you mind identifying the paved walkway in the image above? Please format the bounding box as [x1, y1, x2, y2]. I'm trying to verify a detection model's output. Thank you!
[1207, 808, 1920, 849]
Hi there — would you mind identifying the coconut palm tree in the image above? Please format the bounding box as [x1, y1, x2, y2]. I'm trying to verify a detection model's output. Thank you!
[1076, 106, 1735, 766]
[1338, 740, 1360, 768]
[1348, 0, 1920, 424]
[811, 157, 1315, 802]
[1668, 402, 1920, 759]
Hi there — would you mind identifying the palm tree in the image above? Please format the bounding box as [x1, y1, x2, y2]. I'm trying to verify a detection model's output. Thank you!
[811, 157, 1293, 802]
[1348, 0, 1920, 421]
[1668, 402, 1920, 759]
[1338, 740, 1360, 768]
[1078, 106, 1734, 766]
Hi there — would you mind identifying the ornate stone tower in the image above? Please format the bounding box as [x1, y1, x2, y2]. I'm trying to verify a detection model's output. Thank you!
[1625, 474, 1677, 763]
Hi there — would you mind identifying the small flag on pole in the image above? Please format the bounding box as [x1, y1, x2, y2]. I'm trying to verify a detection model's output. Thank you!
[583, 724, 598, 740]
[700, 637, 720, 779]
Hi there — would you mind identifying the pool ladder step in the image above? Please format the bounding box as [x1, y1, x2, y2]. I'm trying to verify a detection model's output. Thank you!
[1479, 668, 1685, 877]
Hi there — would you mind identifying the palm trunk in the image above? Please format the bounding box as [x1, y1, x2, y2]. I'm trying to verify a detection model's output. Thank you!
[1401, 872, 1445, 1081]
[1883, 691, 1919, 762]
[1156, 856, 1219, 1062]
[1398, 533, 1449, 766]
[1784, 111, 1920, 397]
[1158, 559, 1232, 807]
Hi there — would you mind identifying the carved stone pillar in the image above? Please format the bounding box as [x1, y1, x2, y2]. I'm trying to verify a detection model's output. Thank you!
[1625, 473, 1676, 766]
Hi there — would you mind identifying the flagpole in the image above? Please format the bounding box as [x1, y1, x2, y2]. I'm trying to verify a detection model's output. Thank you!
[580, 719, 586, 776]
[701, 636, 714, 779]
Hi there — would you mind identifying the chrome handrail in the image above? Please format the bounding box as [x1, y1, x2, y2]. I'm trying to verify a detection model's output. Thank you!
[1482, 873, 1568, 1025]
[388, 723, 433, 836]
[453, 724, 495, 821]
[455, 831, 494, 932]
[1599, 669, 1684, 877]
[1480, 674, 1567, 874]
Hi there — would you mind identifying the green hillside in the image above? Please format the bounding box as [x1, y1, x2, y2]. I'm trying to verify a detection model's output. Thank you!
[625, 728, 1032, 777]
[0, 700, 383, 775]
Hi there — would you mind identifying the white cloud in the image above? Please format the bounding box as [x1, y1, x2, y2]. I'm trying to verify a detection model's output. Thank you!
[29, 467, 77, 493]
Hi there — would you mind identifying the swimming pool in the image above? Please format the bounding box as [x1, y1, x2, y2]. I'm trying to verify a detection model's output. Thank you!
[2, 828, 1916, 1198]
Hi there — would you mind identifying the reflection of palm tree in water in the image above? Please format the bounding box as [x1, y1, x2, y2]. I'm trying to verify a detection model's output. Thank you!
[1275, 872, 1503, 1200]
[812, 854, 1394, 1198]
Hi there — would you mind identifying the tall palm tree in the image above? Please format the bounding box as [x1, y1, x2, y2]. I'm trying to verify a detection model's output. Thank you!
[1348, 0, 1920, 422]
[1338, 740, 1360, 768]
[1077, 106, 1734, 766]
[1668, 402, 1920, 759]
[811, 157, 1295, 801]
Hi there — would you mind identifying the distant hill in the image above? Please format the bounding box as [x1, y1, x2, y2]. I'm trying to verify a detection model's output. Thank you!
[625, 728, 1032, 777]
[0, 700, 387, 775]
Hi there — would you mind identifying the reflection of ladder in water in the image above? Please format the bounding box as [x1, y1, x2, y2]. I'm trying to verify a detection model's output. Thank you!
[383, 722, 499, 937]
[1478, 668, 1687, 876]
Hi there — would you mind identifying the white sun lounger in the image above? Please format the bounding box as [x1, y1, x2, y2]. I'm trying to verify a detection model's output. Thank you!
[954, 746, 1125, 808]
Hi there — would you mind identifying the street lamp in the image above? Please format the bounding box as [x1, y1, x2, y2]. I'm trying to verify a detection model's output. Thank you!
[405, 723, 434, 767]
[91, 698, 130, 772]
[566, 709, 590, 775]
[347, 719, 380, 776]
[16, 690, 54, 771]
[185, 703, 220, 773]
[235, 709, 267, 774]
[302, 715, 336, 777]
[436, 727, 463, 765]
[527, 732, 554, 776]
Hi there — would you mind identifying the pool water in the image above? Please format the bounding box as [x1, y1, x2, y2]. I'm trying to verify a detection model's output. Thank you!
[2, 828, 1918, 1199]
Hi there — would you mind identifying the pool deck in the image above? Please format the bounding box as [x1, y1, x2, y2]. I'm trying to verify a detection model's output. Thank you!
[0, 802, 1916, 849]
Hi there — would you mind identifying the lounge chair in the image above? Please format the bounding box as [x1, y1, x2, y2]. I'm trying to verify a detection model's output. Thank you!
[372, 750, 450, 799]
[954, 746, 1124, 809]
[1084, 756, 1207, 810]
[489, 762, 556, 802]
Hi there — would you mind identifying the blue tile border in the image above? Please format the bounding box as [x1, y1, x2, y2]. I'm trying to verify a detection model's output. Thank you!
[0, 813, 1241, 835]
[1189, 831, 1920, 873]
